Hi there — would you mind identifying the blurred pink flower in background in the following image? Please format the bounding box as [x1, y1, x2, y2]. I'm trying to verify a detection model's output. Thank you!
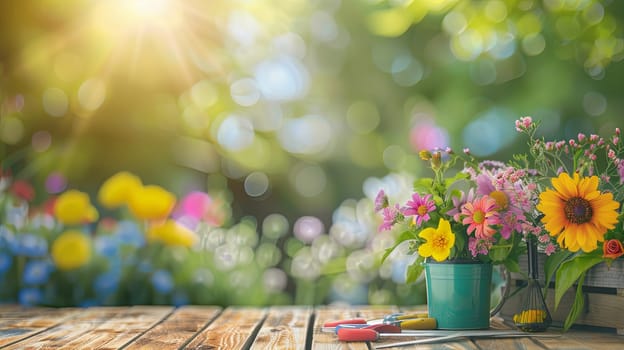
[409, 118, 449, 152]
[174, 191, 227, 229]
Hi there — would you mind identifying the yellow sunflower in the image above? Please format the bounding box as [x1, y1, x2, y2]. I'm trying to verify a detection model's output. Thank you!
[537, 172, 620, 252]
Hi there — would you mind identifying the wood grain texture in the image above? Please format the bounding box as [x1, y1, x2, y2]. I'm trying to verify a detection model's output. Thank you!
[311, 306, 368, 350]
[0, 305, 621, 349]
[250, 306, 312, 350]
[2, 306, 172, 350]
[125, 306, 221, 350]
[0, 307, 82, 347]
[184, 306, 267, 350]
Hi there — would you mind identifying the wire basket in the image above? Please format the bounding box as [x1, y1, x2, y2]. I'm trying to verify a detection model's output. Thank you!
[513, 238, 552, 332]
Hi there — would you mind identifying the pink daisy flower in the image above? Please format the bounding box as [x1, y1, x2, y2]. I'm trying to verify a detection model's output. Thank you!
[379, 204, 404, 231]
[403, 193, 436, 227]
[461, 195, 500, 239]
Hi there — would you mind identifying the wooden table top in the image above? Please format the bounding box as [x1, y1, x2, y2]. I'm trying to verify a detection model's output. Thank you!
[0, 305, 621, 349]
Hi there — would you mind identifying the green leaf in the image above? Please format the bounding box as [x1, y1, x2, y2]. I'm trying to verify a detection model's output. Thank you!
[554, 254, 604, 310]
[381, 230, 418, 263]
[405, 256, 425, 284]
[503, 259, 521, 274]
[413, 178, 433, 193]
[563, 272, 586, 331]
[543, 250, 573, 298]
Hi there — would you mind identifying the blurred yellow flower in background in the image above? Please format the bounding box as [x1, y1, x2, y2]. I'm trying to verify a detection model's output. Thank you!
[51, 231, 92, 270]
[127, 185, 176, 220]
[54, 190, 99, 225]
[98, 171, 143, 209]
[147, 220, 198, 247]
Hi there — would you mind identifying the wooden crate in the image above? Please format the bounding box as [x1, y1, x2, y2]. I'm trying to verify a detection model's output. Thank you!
[499, 255, 624, 334]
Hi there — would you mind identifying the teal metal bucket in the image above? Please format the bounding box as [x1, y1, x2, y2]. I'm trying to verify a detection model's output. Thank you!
[425, 261, 492, 330]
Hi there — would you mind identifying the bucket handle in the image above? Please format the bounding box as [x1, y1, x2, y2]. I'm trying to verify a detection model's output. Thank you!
[490, 265, 512, 317]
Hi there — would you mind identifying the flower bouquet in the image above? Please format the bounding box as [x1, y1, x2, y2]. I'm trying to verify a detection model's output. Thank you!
[513, 117, 623, 330]
[376, 146, 540, 328]
[376, 116, 624, 331]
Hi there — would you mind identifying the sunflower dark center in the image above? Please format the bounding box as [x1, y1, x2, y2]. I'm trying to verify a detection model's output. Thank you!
[564, 197, 593, 224]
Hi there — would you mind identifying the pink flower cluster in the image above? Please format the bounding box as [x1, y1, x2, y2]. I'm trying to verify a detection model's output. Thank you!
[375, 154, 541, 259]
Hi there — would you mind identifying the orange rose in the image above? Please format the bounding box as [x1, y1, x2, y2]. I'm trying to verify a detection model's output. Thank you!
[603, 239, 624, 259]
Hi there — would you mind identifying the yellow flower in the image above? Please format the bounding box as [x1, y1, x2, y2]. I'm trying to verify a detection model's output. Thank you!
[54, 190, 98, 225]
[537, 172, 620, 253]
[127, 185, 176, 220]
[513, 309, 547, 324]
[98, 171, 143, 209]
[51, 230, 92, 270]
[147, 220, 199, 247]
[418, 218, 455, 262]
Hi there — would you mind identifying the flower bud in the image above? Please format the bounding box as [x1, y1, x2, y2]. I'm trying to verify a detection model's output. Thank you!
[431, 151, 442, 169]
[419, 150, 432, 160]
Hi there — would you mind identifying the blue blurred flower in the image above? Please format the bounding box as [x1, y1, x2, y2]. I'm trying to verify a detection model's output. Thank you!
[138, 260, 152, 273]
[18, 288, 43, 306]
[95, 235, 119, 258]
[0, 252, 12, 274]
[172, 290, 189, 306]
[12, 234, 48, 257]
[5, 203, 28, 229]
[22, 260, 53, 285]
[79, 299, 99, 307]
[151, 270, 174, 294]
[116, 220, 145, 247]
[94, 271, 120, 296]
[0, 225, 16, 249]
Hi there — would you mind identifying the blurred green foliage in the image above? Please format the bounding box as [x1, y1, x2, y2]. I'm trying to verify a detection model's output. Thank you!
[3, 0, 620, 307]
[1, 0, 623, 238]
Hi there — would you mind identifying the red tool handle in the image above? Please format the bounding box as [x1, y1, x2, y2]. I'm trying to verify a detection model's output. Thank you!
[337, 328, 379, 342]
[365, 324, 401, 333]
[323, 318, 367, 327]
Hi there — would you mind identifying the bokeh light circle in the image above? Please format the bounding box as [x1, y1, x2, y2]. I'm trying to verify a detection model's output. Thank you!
[292, 164, 326, 198]
[230, 78, 260, 107]
[263, 268, 287, 292]
[293, 216, 324, 243]
[31, 131, 52, 152]
[0, 117, 24, 144]
[42, 88, 68, 117]
[217, 114, 255, 151]
[78, 79, 106, 111]
[244, 171, 270, 197]
[262, 213, 289, 240]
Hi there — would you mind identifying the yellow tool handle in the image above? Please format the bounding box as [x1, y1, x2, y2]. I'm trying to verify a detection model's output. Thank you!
[398, 318, 437, 330]
[394, 313, 428, 320]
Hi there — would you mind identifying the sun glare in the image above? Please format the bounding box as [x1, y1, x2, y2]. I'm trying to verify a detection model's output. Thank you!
[124, 0, 171, 22]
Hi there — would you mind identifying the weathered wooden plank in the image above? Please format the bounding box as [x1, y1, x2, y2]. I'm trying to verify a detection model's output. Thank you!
[54, 305, 173, 349]
[311, 306, 368, 350]
[124, 306, 221, 350]
[2, 306, 170, 350]
[0, 307, 82, 347]
[249, 306, 313, 350]
[565, 330, 624, 350]
[184, 307, 267, 350]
